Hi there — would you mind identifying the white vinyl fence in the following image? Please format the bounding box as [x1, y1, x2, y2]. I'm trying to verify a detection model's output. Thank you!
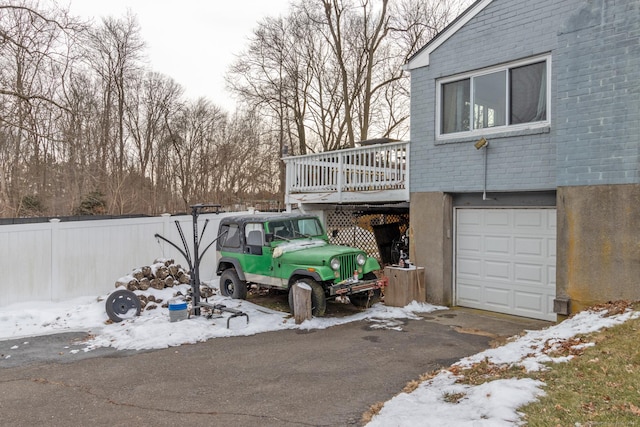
[0, 211, 251, 308]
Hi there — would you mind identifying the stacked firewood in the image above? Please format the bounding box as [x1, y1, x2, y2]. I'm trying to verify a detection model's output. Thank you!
[115, 258, 190, 291]
[113, 259, 216, 313]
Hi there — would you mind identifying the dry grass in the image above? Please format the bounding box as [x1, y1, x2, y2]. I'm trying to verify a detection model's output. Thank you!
[521, 303, 640, 426]
[361, 401, 385, 424]
[442, 391, 466, 404]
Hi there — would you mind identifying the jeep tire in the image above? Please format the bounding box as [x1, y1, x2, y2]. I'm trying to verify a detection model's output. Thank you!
[349, 289, 381, 308]
[219, 269, 247, 299]
[349, 272, 381, 308]
[288, 278, 326, 317]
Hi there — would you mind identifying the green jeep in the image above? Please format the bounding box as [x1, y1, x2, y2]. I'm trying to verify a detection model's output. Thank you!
[215, 213, 386, 316]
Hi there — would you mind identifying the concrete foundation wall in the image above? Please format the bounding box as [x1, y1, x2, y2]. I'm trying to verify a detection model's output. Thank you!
[409, 192, 453, 306]
[557, 184, 640, 312]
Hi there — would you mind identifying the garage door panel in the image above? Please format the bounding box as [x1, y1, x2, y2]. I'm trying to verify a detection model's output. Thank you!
[548, 265, 556, 285]
[485, 261, 510, 281]
[548, 238, 556, 257]
[514, 262, 543, 284]
[514, 291, 543, 312]
[456, 208, 557, 321]
[457, 283, 482, 303]
[485, 210, 510, 227]
[457, 257, 483, 278]
[485, 236, 510, 254]
[547, 210, 557, 228]
[458, 234, 482, 253]
[514, 210, 544, 227]
[513, 294, 544, 317]
[458, 210, 482, 226]
[514, 237, 544, 257]
[485, 287, 510, 308]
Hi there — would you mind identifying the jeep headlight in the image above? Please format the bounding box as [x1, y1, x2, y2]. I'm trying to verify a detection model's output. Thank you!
[356, 254, 366, 266]
[330, 257, 340, 271]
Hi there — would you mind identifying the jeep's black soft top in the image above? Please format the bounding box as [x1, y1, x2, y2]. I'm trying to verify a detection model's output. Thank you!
[218, 213, 318, 227]
[217, 213, 326, 251]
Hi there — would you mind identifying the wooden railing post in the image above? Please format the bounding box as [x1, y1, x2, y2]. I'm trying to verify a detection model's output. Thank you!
[337, 153, 344, 203]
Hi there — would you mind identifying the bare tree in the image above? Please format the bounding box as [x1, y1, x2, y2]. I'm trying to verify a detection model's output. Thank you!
[163, 98, 226, 208]
[85, 14, 143, 173]
[319, 0, 392, 147]
[126, 72, 183, 178]
[0, 1, 80, 216]
[85, 12, 145, 213]
[215, 109, 280, 206]
[227, 14, 311, 199]
[56, 69, 103, 214]
[230, 0, 461, 157]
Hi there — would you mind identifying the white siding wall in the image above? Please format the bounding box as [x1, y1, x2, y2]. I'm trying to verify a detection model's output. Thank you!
[0, 212, 249, 307]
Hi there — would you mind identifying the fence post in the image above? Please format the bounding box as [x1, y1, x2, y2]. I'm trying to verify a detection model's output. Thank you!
[49, 218, 60, 302]
[158, 213, 172, 260]
[293, 282, 312, 324]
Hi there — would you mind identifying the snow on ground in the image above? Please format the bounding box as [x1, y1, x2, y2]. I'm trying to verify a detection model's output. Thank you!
[1, 283, 637, 426]
[0, 282, 441, 351]
[366, 307, 640, 427]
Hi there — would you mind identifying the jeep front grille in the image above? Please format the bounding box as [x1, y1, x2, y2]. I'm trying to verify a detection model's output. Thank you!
[337, 254, 358, 281]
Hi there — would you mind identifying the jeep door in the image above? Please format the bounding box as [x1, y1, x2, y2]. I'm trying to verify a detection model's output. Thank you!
[242, 223, 279, 286]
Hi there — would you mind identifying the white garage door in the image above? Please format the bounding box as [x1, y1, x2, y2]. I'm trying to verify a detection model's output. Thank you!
[456, 208, 557, 321]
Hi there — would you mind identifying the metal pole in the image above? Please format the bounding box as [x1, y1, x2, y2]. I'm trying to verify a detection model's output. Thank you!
[483, 143, 488, 201]
[191, 205, 201, 315]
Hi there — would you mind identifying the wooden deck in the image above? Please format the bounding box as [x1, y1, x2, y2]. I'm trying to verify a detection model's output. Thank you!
[283, 141, 409, 208]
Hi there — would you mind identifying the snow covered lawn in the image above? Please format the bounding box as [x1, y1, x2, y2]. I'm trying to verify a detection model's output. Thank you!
[0, 283, 442, 351]
[365, 304, 640, 426]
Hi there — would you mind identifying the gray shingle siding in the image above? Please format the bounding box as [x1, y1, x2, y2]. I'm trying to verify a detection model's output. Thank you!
[410, 0, 640, 192]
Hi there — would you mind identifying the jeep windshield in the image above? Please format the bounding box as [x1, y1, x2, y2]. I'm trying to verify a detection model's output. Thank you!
[268, 217, 325, 241]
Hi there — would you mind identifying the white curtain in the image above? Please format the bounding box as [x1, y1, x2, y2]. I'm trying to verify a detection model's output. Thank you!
[442, 79, 470, 134]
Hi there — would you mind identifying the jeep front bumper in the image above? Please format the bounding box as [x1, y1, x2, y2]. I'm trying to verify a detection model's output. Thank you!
[329, 276, 388, 296]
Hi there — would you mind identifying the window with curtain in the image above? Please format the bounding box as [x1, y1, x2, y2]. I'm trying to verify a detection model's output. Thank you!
[439, 58, 548, 137]
[442, 79, 470, 134]
[510, 61, 547, 124]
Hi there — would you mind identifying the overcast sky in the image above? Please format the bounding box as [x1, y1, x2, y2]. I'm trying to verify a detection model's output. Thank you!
[66, 0, 292, 111]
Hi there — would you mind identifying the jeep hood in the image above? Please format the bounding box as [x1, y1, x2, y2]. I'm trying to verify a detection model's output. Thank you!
[272, 239, 362, 259]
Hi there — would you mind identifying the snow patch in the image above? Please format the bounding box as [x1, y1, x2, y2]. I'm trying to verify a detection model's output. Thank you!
[272, 239, 327, 258]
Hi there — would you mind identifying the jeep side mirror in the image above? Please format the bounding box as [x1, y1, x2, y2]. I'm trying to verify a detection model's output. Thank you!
[265, 233, 274, 243]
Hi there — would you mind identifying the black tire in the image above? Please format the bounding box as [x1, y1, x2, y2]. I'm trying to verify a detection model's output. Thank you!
[219, 269, 247, 299]
[288, 278, 327, 317]
[105, 289, 141, 322]
[350, 289, 382, 308]
[350, 273, 381, 308]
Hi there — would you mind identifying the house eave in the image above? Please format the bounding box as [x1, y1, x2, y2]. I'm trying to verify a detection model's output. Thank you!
[405, 0, 495, 71]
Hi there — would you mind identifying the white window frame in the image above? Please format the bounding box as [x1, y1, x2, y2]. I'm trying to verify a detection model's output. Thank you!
[436, 55, 551, 140]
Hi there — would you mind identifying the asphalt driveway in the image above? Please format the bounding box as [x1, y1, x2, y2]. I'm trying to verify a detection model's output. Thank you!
[0, 308, 548, 426]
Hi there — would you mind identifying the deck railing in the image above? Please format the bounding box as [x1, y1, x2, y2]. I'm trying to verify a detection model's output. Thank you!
[283, 141, 409, 205]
